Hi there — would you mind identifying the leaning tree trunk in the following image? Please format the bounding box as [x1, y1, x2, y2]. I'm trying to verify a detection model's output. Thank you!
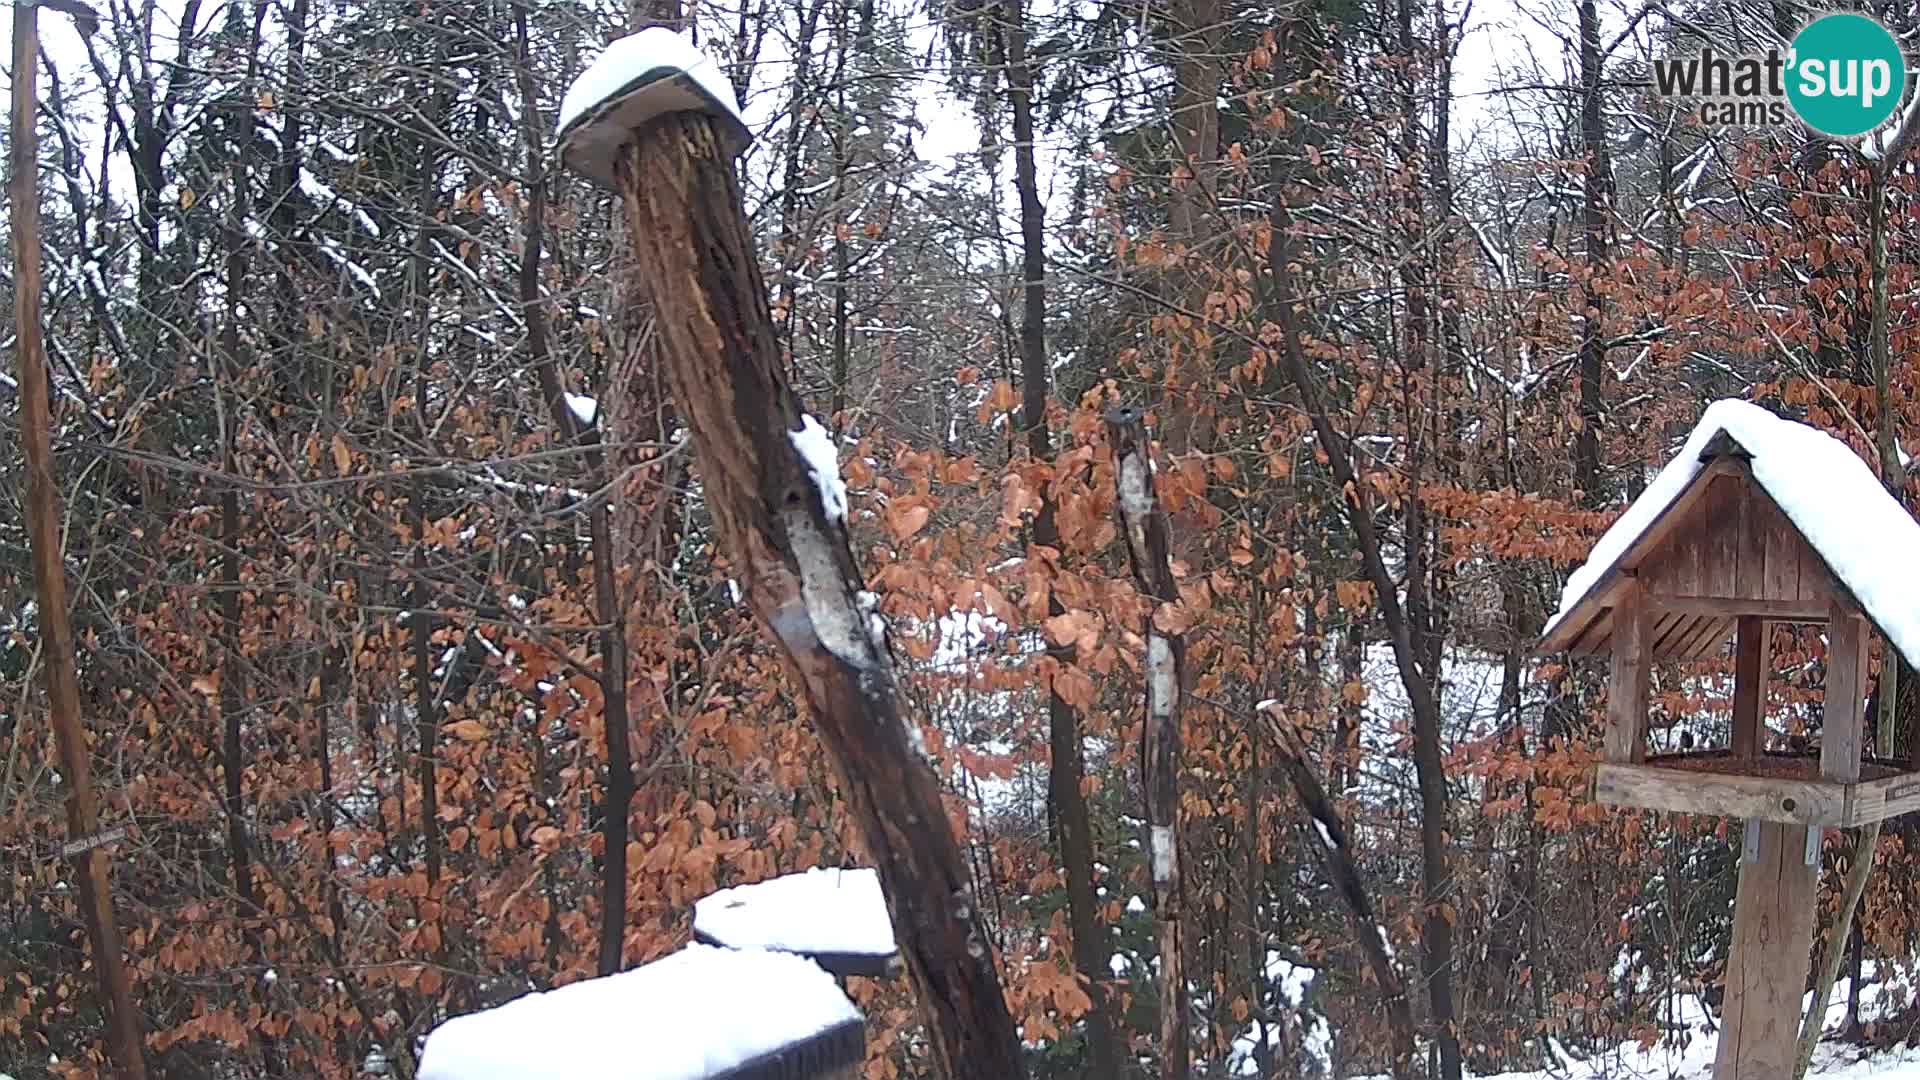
[599, 111, 1027, 1080]
[1258, 705, 1416, 1078]
[1107, 408, 1190, 1079]
[11, 3, 150, 1076]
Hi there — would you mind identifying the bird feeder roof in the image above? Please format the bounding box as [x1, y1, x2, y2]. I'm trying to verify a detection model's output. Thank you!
[1539, 399, 1920, 668]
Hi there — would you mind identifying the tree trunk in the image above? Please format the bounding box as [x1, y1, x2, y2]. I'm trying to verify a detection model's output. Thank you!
[510, 3, 635, 977]
[1576, 0, 1611, 508]
[1003, 2, 1121, 1073]
[10, 4, 150, 1074]
[1107, 409, 1190, 1080]
[1796, 824, 1877, 1078]
[602, 111, 1028, 1079]
[1265, 29, 1460, 1077]
[1259, 705, 1417, 1078]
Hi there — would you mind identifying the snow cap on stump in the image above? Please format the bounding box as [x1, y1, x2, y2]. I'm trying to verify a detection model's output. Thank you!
[416, 944, 863, 1080]
[556, 27, 752, 189]
[693, 867, 900, 978]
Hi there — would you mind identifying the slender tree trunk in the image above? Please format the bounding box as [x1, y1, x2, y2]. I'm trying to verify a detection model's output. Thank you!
[1266, 25, 1460, 1078]
[1800, 151, 1911, 1075]
[10, 5, 150, 1074]
[218, 9, 285, 1071]
[1575, 0, 1611, 508]
[1001, 2, 1121, 1074]
[511, 3, 634, 976]
[1259, 705, 1417, 1078]
[1161, 0, 1222, 460]
[1869, 168, 1906, 756]
[1796, 824, 1878, 1078]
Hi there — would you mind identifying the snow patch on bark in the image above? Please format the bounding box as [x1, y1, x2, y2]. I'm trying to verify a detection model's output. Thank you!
[1146, 634, 1177, 719]
[782, 506, 869, 669]
[1116, 449, 1154, 558]
[1150, 825, 1176, 885]
[790, 414, 849, 523]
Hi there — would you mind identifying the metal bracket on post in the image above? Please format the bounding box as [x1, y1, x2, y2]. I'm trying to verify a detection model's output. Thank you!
[1806, 826, 1825, 867]
[1743, 819, 1762, 864]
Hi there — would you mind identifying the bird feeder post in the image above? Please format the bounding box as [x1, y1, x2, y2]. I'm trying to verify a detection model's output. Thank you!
[1605, 577, 1650, 763]
[1715, 821, 1819, 1078]
[1730, 616, 1767, 761]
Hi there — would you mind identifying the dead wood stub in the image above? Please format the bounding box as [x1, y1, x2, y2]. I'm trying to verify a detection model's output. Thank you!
[1105, 406, 1190, 1077]
[608, 112, 1025, 1080]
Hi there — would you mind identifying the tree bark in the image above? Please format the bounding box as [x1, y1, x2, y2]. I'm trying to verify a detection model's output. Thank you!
[602, 111, 1028, 1079]
[1107, 409, 1190, 1080]
[10, 4, 150, 1075]
[1002, 2, 1121, 1073]
[1575, 0, 1611, 508]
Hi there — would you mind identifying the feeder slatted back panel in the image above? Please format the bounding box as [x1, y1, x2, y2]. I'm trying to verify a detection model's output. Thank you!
[1637, 471, 1831, 615]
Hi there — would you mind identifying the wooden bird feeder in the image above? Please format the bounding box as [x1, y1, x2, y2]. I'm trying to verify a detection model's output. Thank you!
[1538, 400, 1920, 1078]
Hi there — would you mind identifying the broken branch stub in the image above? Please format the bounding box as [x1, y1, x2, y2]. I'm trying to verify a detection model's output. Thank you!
[1105, 406, 1190, 1079]
[595, 110, 1026, 1079]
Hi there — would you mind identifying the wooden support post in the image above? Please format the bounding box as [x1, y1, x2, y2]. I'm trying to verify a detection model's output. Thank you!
[1732, 616, 1768, 760]
[1714, 821, 1818, 1079]
[1607, 578, 1651, 763]
[600, 112, 1026, 1078]
[1825, 604, 1867, 783]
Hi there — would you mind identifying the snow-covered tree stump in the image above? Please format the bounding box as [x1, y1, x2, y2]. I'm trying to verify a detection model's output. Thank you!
[554, 31, 1026, 1080]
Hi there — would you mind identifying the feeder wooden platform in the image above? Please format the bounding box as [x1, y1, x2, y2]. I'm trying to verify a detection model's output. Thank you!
[1595, 752, 1920, 827]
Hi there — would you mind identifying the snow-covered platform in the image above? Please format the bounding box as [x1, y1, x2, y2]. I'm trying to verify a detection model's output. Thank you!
[416, 944, 865, 1080]
[693, 867, 898, 978]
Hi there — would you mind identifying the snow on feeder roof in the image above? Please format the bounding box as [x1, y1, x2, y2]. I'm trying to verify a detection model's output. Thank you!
[1539, 398, 1920, 670]
[416, 944, 863, 1080]
[693, 867, 899, 978]
[556, 27, 752, 189]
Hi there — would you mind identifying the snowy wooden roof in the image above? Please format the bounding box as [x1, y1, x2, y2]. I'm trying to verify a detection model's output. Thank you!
[692, 867, 898, 978]
[416, 944, 863, 1080]
[1538, 400, 1920, 668]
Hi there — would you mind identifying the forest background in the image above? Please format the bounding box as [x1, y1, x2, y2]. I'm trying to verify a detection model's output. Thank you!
[6, 0, 1920, 1076]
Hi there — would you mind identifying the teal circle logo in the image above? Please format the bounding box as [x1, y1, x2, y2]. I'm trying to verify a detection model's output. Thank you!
[1787, 14, 1906, 137]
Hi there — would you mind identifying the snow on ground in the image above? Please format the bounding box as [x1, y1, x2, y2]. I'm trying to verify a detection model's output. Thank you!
[1543, 399, 1920, 669]
[416, 943, 859, 1080]
[1350, 974, 1920, 1080]
[692, 866, 894, 959]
